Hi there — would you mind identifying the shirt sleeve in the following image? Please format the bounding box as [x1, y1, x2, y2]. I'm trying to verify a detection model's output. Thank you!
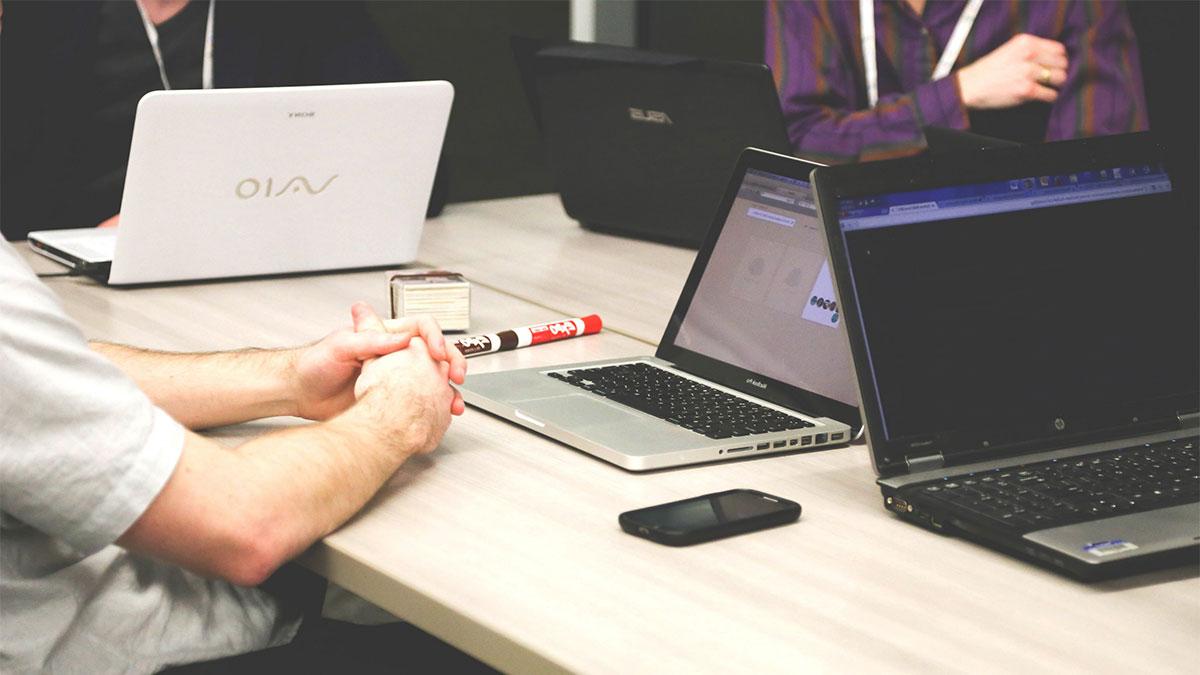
[765, 0, 969, 164]
[1045, 0, 1149, 140]
[0, 242, 184, 555]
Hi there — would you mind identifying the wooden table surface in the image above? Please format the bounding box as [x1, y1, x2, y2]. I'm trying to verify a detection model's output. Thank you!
[18, 199, 1199, 673]
[416, 193, 697, 345]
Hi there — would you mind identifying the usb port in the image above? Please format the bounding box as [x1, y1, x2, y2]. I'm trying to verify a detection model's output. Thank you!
[815, 433, 828, 444]
[756, 442, 770, 450]
[800, 436, 812, 446]
[831, 432, 845, 441]
[772, 440, 786, 449]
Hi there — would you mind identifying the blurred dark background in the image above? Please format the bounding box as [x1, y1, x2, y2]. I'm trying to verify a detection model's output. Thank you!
[366, 0, 1198, 204]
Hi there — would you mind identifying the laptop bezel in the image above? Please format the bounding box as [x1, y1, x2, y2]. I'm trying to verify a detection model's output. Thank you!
[655, 148, 861, 428]
[811, 132, 1199, 478]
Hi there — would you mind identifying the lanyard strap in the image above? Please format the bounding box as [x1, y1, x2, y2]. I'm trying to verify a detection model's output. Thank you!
[859, 0, 983, 108]
[134, 0, 215, 90]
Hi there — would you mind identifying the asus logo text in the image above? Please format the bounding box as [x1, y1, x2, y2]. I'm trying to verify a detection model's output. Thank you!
[628, 107, 673, 125]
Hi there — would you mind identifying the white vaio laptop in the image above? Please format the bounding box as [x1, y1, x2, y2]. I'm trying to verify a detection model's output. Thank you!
[27, 81, 453, 285]
[461, 149, 861, 471]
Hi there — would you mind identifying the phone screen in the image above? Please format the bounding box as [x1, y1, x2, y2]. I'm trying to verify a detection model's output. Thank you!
[625, 489, 797, 535]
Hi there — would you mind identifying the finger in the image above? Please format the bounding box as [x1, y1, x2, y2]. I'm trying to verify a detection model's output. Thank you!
[1036, 51, 1068, 72]
[351, 302, 387, 333]
[1028, 83, 1059, 104]
[378, 316, 450, 363]
[450, 387, 465, 416]
[412, 315, 448, 362]
[331, 330, 411, 362]
[407, 335, 431, 356]
[381, 318, 418, 335]
[1016, 34, 1066, 60]
[447, 343, 467, 385]
[1028, 63, 1067, 90]
[1044, 66, 1068, 88]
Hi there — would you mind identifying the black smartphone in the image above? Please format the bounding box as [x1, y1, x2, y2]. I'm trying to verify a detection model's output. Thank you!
[618, 489, 801, 546]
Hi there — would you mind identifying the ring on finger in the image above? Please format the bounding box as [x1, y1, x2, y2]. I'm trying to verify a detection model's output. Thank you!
[1038, 66, 1052, 86]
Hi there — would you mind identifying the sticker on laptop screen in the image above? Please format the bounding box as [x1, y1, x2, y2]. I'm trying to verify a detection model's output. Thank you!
[1083, 540, 1139, 557]
[801, 261, 840, 329]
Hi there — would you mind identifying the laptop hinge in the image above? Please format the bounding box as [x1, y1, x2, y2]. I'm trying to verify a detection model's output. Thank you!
[905, 452, 945, 473]
[1179, 411, 1200, 430]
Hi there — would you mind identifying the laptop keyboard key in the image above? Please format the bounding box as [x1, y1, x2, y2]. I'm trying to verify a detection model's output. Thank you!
[548, 362, 814, 438]
[904, 436, 1199, 533]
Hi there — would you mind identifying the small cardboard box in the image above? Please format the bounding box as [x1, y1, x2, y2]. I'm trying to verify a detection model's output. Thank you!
[388, 270, 470, 332]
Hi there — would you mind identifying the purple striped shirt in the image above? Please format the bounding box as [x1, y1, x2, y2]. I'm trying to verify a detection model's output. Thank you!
[765, 0, 1148, 163]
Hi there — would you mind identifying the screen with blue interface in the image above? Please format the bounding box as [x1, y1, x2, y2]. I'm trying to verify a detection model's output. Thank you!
[835, 163, 1198, 443]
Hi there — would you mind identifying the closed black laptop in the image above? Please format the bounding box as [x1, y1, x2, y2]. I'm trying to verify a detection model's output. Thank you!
[812, 132, 1199, 580]
[514, 40, 792, 248]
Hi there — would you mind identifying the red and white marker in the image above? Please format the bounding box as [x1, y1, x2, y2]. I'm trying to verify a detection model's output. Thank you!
[453, 315, 603, 357]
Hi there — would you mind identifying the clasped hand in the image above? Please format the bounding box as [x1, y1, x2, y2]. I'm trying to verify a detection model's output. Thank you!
[289, 302, 466, 421]
[956, 33, 1069, 110]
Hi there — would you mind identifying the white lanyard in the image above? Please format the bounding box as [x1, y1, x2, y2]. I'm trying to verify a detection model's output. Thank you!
[134, 0, 215, 90]
[859, 0, 983, 108]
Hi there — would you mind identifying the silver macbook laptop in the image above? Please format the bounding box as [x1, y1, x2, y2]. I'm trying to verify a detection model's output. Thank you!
[461, 149, 860, 471]
[28, 81, 453, 285]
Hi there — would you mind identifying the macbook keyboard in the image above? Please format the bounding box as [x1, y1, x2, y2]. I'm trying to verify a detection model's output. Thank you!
[905, 436, 1199, 533]
[547, 362, 813, 439]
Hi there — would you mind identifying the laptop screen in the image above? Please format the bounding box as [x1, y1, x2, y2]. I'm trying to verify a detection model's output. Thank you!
[670, 168, 857, 407]
[833, 160, 1199, 448]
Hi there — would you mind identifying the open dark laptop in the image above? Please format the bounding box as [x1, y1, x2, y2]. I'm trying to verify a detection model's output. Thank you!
[811, 132, 1199, 580]
[513, 39, 792, 248]
[461, 149, 860, 471]
[921, 125, 1021, 153]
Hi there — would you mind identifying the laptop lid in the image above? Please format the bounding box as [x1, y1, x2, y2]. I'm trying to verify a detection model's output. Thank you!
[518, 41, 792, 248]
[656, 148, 860, 428]
[920, 125, 1021, 154]
[108, 82, 453, 285]
[812, 132, 1200, 478]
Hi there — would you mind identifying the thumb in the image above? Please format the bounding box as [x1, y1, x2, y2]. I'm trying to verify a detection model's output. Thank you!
[337, 330, 412, 362]
[351, 301, 387, 333]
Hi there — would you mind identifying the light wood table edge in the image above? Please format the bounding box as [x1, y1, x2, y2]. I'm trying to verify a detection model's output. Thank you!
[299, 545, 570, 675]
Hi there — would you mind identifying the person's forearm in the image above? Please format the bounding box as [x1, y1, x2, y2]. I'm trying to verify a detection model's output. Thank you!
[119, 393, 421, 586]
[235, 397, 418, 572]
[765, 0, 967, 164]
[782, 79, 967, 164]
[116, 337, 453, 586]
[91, 342, 298, 428]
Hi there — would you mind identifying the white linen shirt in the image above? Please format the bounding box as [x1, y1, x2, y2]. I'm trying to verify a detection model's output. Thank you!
[0, 241, 299, 673]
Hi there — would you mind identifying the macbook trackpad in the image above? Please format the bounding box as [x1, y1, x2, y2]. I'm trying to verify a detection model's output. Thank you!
[515, 394, 702, 453]
[517, 394, 642, 428]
